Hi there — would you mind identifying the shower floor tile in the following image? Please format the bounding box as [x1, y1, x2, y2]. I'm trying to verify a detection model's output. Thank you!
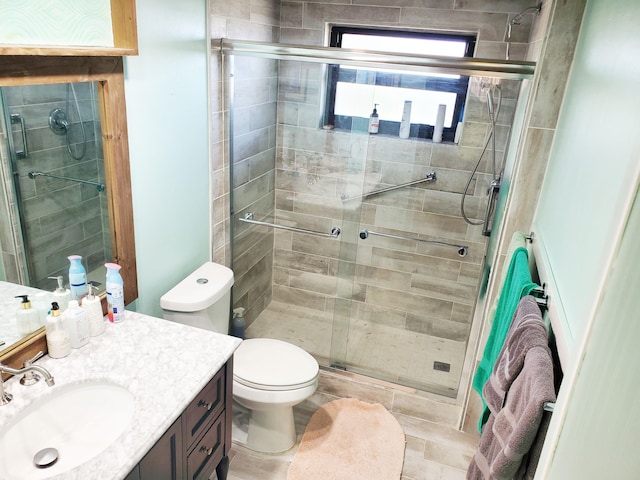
[246, 300, 465, 397]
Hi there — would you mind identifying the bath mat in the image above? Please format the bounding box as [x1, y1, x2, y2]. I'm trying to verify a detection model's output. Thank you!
[287, 398, 405, 480]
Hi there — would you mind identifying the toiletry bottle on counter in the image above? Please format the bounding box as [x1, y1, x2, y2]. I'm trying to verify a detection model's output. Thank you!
[46, 302, 71, 359]
[63, 300, 90, 349]
[232, 307, 246, 339]
[15, 295, 40, 336]
[105, 263, 125, 323]
[368, 104, 379, 134]
[84, 284, 105, 336]
[68, 255, 88, 302]
[49, 275, 71, 312]
[399, 100, 412, 139]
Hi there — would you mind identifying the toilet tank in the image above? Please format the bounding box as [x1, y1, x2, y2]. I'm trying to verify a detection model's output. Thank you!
[160, 262, 234, 334]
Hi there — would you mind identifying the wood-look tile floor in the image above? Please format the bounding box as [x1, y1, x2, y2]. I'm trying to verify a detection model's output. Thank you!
[216, 368, 479, 480]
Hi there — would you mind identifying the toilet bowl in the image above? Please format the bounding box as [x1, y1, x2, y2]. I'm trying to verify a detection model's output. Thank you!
[160, 262, 319, 453]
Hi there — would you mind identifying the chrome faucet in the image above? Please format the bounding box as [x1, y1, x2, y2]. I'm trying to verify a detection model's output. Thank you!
[0, 358, 55, 406]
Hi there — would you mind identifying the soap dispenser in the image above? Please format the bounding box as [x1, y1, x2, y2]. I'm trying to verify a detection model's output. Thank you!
[46, 302, 71, 359]
[84, 284, 105, 336]
[15, 295, 40, 336]
[68, 255, 88, 302]
[49, 276, 71, 312]
[105, 263, 125, 323]
[368, 104, 379, 134]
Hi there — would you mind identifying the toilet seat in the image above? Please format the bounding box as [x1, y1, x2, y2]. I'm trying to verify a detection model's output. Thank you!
[234, 338, 319, 391]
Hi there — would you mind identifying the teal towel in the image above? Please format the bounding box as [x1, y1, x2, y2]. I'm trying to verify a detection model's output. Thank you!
[472, 246, 537, 432]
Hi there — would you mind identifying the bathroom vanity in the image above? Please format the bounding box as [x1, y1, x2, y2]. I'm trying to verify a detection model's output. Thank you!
[0, 310, 241, 480]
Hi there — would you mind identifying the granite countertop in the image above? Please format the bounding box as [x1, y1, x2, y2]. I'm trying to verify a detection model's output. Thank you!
[0, 310, 241, 480]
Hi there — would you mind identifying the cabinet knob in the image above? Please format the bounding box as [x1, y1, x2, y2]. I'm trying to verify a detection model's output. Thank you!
[199, 445, 214, 456]
[198, 399, 213, 410]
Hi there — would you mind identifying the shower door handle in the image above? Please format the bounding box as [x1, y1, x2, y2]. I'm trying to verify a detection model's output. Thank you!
[482, 179, 500, 237]
[10, 113, 28, 159]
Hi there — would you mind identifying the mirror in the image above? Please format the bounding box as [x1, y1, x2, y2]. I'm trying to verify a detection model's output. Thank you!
[0, 56, 137, 367]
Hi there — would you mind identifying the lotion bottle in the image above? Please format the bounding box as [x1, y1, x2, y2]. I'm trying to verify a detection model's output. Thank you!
[63, 300, 90, 348]
[368, 104, 379, 134]
[15, 295, 40, 336]
[105, 263, 125, 323]
[68, 255, 88, 302]
[46, 302, 71, 359]
[84, 284, 105, 336]
[49, 275, 71, 312]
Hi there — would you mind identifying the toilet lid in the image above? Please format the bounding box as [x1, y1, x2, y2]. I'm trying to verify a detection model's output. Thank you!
[234, 338, 319, 391]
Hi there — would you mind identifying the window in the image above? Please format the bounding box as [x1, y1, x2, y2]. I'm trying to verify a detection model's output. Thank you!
[324, 27, 476, 142]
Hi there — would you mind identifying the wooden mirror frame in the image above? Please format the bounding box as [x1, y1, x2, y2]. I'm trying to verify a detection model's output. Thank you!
[0, 56, 137, 370]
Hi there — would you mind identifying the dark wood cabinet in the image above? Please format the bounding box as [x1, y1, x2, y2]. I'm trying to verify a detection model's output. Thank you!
[127, 358, 233, 480]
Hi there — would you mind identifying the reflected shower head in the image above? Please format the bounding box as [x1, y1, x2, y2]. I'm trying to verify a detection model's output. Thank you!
[511, 2, 543, 26]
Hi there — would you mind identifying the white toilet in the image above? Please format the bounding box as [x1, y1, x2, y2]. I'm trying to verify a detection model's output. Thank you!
[160, 262, 319, 453]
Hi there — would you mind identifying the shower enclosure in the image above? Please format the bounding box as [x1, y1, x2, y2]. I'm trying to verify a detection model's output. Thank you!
[0, 82, 110, 290]
[222, 40, 533, 399]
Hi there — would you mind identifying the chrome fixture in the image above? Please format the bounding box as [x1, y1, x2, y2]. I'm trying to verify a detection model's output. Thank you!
[506, 3, 543, 60]
[341, 171, 437, 202]
[359, 229, 468, 257]
[29, 170, 106, 192]
[239, 212, 341, 238]
[48, 107, 69, 135]
[10, 113, 29, 159]
[0, 361, 55, 406]
[20, 351, 45, 386]
[47, 83, 87, 160]
[216, 39, 536, 80]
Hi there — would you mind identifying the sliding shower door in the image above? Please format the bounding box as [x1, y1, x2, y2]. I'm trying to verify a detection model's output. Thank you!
[226, 42, 531, 398]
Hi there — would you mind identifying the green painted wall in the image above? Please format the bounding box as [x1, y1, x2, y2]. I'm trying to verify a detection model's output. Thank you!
[123, 0, 210, 318]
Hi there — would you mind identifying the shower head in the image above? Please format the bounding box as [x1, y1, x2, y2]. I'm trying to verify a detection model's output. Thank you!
[511, 2, 543, 26]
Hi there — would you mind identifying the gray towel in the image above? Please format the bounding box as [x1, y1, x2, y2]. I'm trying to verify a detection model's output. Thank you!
[467, 296, 556, 480]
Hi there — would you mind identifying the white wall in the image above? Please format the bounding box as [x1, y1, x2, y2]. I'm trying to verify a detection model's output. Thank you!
[123, 0, 210, 317]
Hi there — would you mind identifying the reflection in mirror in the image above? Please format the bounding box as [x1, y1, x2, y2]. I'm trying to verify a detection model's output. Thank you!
[0, 56, 137, 365]
[0, 82, 111, 294]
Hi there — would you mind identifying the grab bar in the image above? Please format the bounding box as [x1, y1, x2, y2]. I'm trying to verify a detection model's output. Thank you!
[341, 171, 437, 202]
[359, 229, 468, 257]
[239, 212, 341, 238]
[28, 171, 106, 192]
[10, 113, 28, 159]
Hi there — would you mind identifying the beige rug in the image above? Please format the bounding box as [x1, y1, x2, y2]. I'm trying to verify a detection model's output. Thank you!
[287, 398, 405, 480]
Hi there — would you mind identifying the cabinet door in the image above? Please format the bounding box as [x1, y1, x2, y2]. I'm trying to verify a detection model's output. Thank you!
[139, 417, 184, 480]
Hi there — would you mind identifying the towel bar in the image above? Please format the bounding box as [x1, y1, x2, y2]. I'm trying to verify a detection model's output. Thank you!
[543, 402, 555, 413]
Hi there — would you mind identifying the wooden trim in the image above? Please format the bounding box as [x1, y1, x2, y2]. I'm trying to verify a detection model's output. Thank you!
[111, 0, 139, 53]
[0, 46, 137, 57]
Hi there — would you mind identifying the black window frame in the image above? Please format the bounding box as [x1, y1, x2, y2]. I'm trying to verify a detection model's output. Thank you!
[324, 27, 477, 142]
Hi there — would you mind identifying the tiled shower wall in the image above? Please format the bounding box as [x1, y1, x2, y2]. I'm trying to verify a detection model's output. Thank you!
[0, 83, 109, 289]
[209, 0, 538, 391]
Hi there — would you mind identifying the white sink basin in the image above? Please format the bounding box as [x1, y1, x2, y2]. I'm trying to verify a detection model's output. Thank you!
[0, 380, 135, 479]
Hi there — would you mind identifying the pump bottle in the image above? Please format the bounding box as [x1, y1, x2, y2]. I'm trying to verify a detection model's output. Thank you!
[84, 284, 105, 336]
[105, 263, 125, 323]
[15, 295, 40, 336]
[232, 307, 246, 339]
[46, 302, 71, 359]
[49, 275, 71, 312]
[368, 104, 379, 134]
[68, 255, 88, 302]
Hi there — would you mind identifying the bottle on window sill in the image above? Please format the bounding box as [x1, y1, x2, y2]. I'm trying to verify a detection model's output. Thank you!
[368, 104, 379, 134]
